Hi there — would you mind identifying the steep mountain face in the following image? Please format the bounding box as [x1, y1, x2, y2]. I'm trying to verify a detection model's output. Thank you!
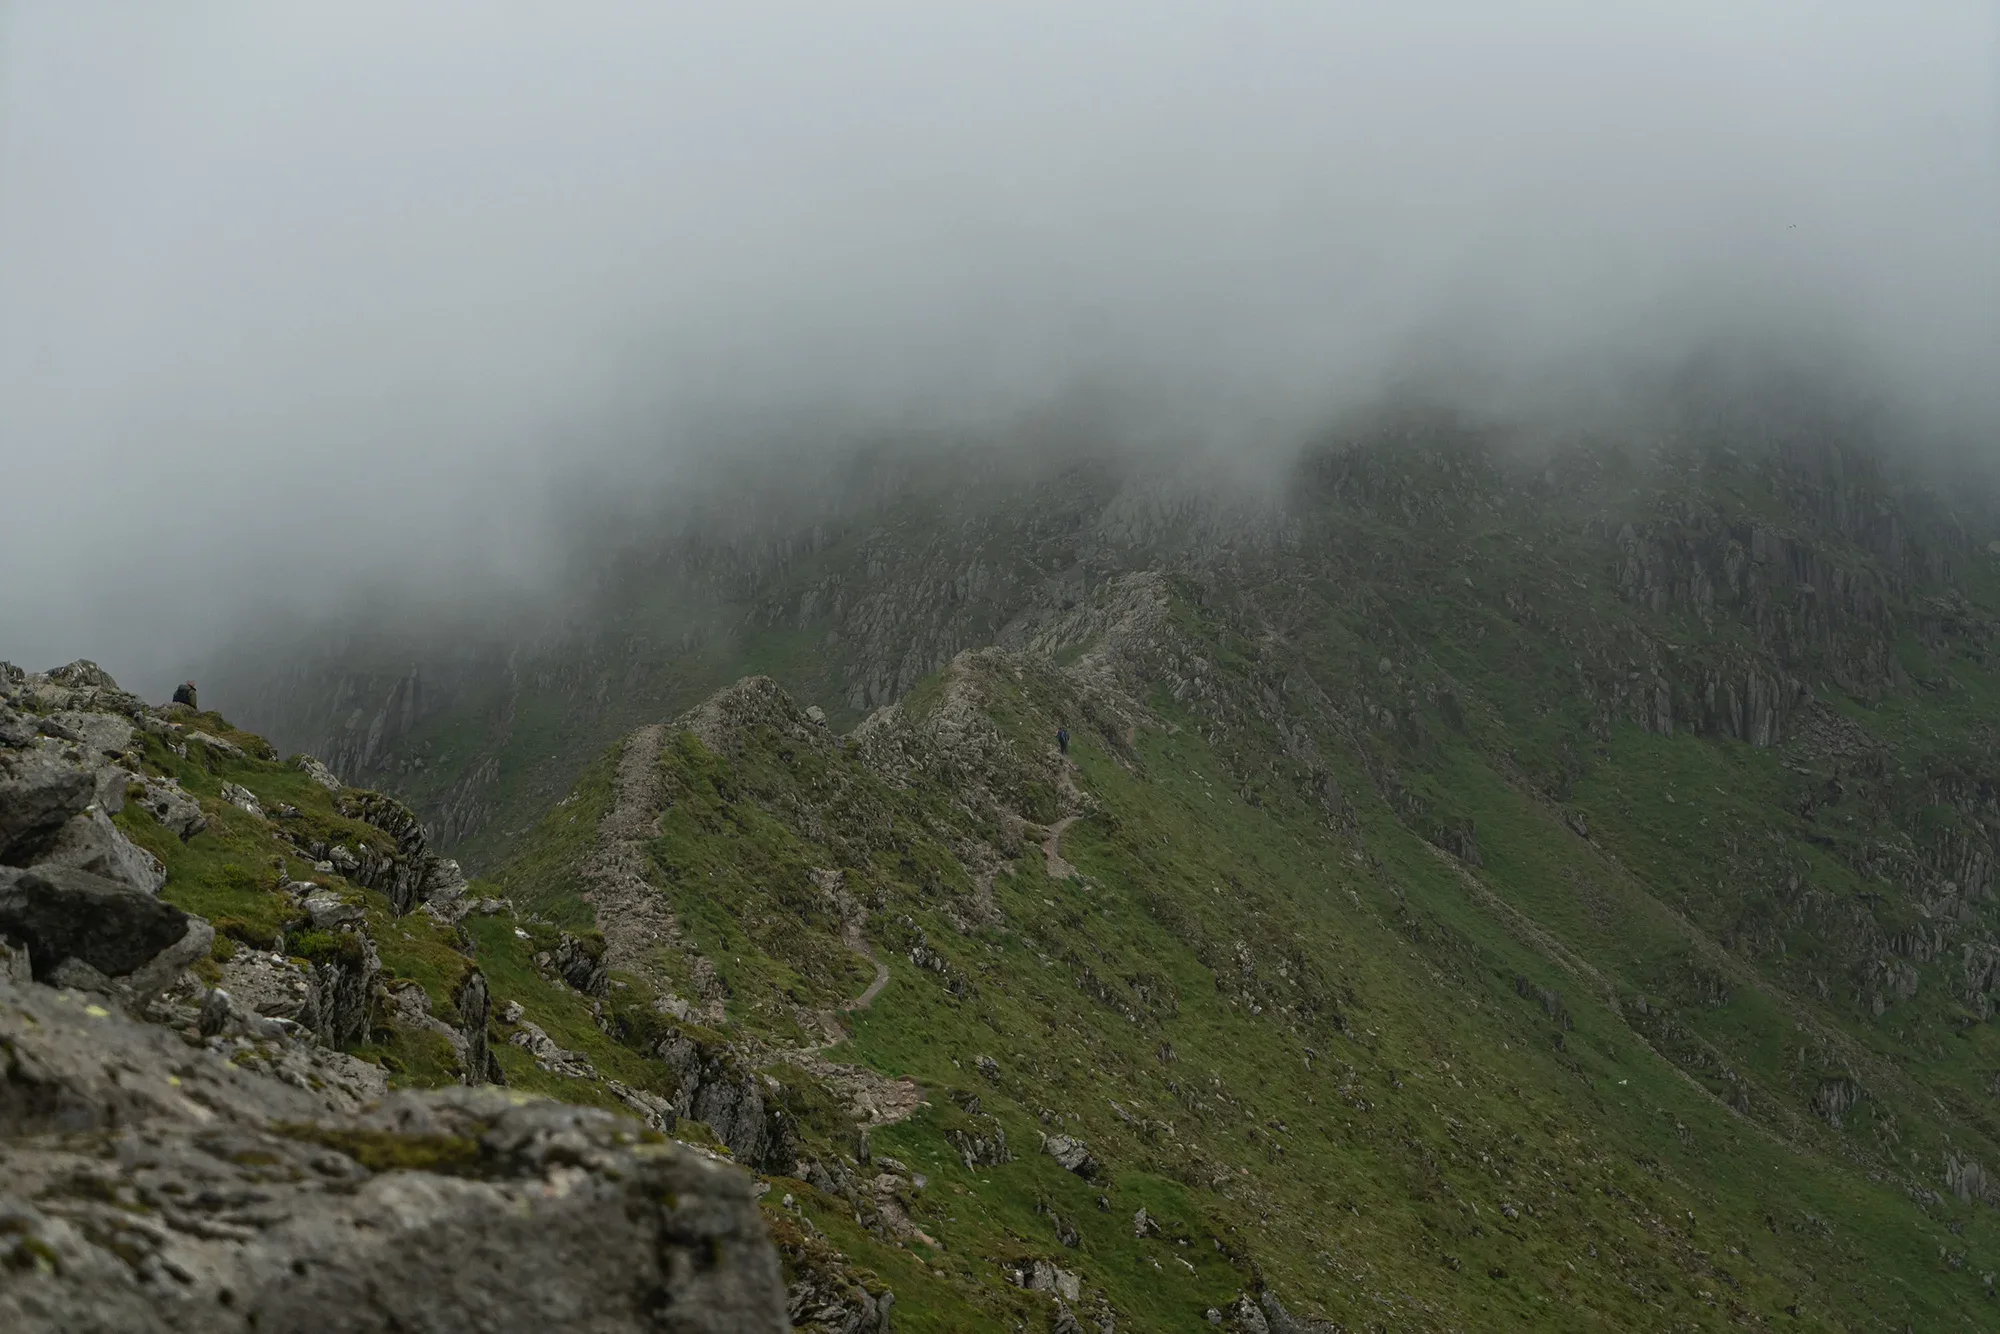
[148, 400, 2000, 1327]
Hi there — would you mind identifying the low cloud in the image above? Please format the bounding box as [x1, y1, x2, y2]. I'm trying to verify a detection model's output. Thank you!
[2, 3, 1995, 688]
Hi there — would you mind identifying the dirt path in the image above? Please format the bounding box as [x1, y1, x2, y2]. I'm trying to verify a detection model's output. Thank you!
[1042, 815, 1081, 880]
[578, 723, 724, 1023]
[760, 889, 920, 1126]
[1040, 752, 1090, 879]
[838, 924, 892, 1013]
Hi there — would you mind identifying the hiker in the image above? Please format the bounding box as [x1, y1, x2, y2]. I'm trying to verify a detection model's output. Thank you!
[172, 680, 198, 709]
[1056, 726, 1069, 756]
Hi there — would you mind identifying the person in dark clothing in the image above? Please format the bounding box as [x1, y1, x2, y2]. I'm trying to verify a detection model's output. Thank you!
[1056, 726, 1069, 756]
[172, 681, 198, 709]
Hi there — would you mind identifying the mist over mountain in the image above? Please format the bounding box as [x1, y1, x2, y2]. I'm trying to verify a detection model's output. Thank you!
[3, 4, 1996, 693]
[15, 10, 2000, 1331]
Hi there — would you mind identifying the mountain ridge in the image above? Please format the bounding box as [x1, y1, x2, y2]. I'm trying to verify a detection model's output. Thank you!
[54, 400, 2000, 1327]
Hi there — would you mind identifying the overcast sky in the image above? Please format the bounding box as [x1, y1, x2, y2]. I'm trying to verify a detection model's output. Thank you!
[2, 3, 1996, 685]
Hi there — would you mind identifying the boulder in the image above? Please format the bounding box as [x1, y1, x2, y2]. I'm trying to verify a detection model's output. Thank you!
[41, 709, 134, 759]
[221, 780, 264, 816]
[301, 888, 365, 929]
[297, 754, 344, 791]
[1045, 1133, 1099, 1178]
[132, 774, 207, 839]
[511, 1018, 598, 1080]
[0, 745, 97, 863]
[187, 730, 246, 759]
[455, 967, 496, 1086]
[219, 949, 318, 1024]
[34, 804, 167, 894]
[0, 864, 199, 983]
[551, 930, 609, 997]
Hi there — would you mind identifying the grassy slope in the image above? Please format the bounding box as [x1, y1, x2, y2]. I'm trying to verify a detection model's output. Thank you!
[149, 431, 2000, 1329]
[469, 635, 1986, 1328]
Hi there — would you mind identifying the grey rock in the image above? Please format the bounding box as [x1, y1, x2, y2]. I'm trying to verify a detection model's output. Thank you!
[1254, 1291, 1336, 1334]
[607, 1079, 677, 1131]
[0, 973, 789, 1334]
[198, 985, 234, 1036]
[120, 914, 214, 1005]
[456, 967, 496, 1086]
[187, 729, 245, 759]
[511, 1018, 597, 1080]
[1045, 1133, 1099, 1178]
[44, 709, 134, 759]
[0, 936, 28, 984]
[1229, 1295, 1270, 1333]
[20, 660, 149, 718]
[301, 888, 365, 929]
[0, 864, 198, 983]
[658, 1032, 800, 1174]
[1012, 1259, 1081, 1302]
[0, 708, 35, 748]
[425, 854, 468, 903]
[132, 774, 207, 840]
[0, 743, 97, 863]
[948, 1115, 1011, 1169]
[297, 753, 344, 791]
[292, 928, 379, 1048]
[219, 949, 316, 1023]
[221, 780, 264, 816]
[552, 930, 609, 997]
[35, 804, 167, 894]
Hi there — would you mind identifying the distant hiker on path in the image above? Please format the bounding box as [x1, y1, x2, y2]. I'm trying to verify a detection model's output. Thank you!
[172, 680, 198, 709]
[1056, 726, 1069, 756]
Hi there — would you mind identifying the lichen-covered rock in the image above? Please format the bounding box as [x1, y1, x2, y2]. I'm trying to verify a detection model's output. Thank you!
[0, 974, 789, 1334]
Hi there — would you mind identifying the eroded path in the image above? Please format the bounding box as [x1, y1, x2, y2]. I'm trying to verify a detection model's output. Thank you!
[839, 924, 892, 1013]
[1042, 815, 1081, 880]
[577, 723, 724, 1023]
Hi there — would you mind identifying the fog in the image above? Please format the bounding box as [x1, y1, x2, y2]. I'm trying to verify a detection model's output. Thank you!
[2, 3, 1996, 692]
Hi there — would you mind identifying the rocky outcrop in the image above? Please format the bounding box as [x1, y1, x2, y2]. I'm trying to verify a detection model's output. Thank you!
[1044, 1133, 1099, 1179]
[280, 785, 462, 915]
[454, 967, 496, 1085]
[658, 1032, 799, 1175]
[549, 930, 610, 997]
[0, 971, 790, 1334]
[34, 803, 166, 893]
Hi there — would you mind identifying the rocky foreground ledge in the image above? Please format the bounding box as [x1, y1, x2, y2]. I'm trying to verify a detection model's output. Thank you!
[0, 662, 789, 1333]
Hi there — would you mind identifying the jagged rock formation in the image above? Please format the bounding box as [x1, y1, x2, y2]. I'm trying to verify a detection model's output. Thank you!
[0, 972, 787, 1334]
[0, 663, 792, 1333]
